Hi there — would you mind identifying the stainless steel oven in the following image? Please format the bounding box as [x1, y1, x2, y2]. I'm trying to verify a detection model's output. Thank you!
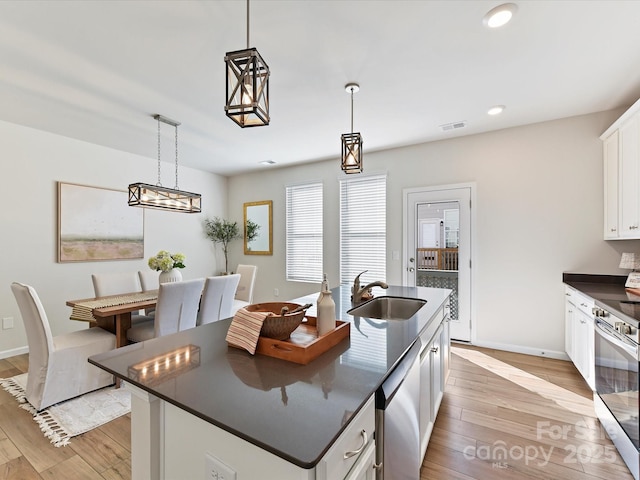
[593, 307, 639, 480]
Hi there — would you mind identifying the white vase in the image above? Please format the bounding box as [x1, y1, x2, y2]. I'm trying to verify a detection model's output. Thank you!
[159, 268, 183, 284]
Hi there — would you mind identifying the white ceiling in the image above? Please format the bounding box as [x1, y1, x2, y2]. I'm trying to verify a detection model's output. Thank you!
[1, 0, 640, 176]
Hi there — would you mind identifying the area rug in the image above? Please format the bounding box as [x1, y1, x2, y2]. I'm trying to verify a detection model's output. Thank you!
[0, 373, 130, 447]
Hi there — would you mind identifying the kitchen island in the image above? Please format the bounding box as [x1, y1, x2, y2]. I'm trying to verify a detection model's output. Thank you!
[89, 284, 451, 480]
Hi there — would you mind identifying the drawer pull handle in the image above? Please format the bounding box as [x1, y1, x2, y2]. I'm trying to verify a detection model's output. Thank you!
[343, 429, 368, 459]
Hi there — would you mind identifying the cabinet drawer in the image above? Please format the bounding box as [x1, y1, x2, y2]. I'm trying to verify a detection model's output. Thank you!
[565, 286, 577, 304]
[574, 291, 594, 317]
[317, 396, 375, 480]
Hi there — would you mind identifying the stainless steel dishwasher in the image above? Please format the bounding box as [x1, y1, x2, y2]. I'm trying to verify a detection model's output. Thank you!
[375, 340, 421, 479]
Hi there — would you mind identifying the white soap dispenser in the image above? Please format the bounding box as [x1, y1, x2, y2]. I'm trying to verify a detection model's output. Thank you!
[317, 274, 336, 336]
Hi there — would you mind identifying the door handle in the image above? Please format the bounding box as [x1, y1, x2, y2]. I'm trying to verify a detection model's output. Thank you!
[408, 267, 415, 272]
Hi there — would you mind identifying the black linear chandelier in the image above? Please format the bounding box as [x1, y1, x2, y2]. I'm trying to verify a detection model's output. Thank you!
[128, 114, 202, 213]
[341, 83, 363, 174]
[224, 0, 270, 127]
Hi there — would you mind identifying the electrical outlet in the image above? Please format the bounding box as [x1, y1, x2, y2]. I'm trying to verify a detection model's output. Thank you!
[205, 453, 236, 480]
[2, 317, 14, 330]
[274, 288, 279, 297]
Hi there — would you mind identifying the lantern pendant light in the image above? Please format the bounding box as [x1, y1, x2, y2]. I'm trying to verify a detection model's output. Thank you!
[341, 83, 363, 174]
[128, 114, 202, 213]
[224, 0, 270, 127]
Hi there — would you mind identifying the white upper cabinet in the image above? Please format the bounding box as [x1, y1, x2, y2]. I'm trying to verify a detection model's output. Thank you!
[603, 131, 619, 239]
[601, 98, 640, 240]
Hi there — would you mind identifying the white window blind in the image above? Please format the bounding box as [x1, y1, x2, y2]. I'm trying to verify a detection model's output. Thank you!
[340, 174, 386, 285]
[286, 182, 323, 282]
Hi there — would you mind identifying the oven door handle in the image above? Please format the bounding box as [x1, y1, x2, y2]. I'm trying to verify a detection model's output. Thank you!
[595, 319, 639, 358]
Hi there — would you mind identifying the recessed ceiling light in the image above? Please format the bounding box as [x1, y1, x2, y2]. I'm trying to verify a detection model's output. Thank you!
[488, 105, 506, 115]
[259, 160, 276, 165]
[483, 3, 517, 28]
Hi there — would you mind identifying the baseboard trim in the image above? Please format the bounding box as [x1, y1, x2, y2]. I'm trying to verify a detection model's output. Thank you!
[464, 339, 569, 361]
[0, 346, 28, 360]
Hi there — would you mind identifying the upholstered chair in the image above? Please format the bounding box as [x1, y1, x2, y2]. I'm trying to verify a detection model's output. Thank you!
[138, 270, 160, 292]
[11, 282, 116, 411]
[138, 270, 160, 316]
[197, 274, 241, 325]
[232, 264, 257, 313]
[126, 278, 205, 343]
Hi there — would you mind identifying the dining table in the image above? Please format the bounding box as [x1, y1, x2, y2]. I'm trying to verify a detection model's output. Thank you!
[67, 290, 158, 349]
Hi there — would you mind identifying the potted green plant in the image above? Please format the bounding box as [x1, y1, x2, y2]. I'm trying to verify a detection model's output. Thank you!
[204, 217, 259, 274]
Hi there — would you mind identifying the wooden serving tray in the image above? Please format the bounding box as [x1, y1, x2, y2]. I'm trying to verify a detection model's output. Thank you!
[255, 316, 350, 365]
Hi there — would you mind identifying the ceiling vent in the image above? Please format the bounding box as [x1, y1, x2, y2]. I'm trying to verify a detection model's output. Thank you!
[439, 121, 467, 132]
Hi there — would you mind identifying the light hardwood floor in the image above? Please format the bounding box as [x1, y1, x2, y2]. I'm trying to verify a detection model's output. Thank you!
[0, 345, 634, 479]
[422, 343, 635, 479]
[0, 354, 130, 480]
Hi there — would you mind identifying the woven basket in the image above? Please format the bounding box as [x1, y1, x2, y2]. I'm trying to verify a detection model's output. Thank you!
[247, 302, 306, 340]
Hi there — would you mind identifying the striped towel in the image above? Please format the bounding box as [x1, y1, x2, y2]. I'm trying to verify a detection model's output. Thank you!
[226, 308, 273, 355]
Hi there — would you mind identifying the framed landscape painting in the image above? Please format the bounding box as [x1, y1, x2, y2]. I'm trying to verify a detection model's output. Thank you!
[58, 182, 144, 262]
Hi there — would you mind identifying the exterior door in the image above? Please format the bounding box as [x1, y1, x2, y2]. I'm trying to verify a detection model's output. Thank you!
[403, 185, 472, 342]
[419, 218, 440, 247]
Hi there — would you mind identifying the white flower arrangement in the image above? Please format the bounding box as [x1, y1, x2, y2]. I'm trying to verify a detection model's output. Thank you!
[148, 250, 186, 272]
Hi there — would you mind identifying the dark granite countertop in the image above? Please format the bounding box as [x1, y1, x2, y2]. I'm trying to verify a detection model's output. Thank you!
[89, 284, 451, 469]
[563, 273, 640, 327]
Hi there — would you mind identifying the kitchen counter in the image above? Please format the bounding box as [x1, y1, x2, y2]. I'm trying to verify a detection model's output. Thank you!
[89, 284, 451, 469]
[563, 272, 640, 327]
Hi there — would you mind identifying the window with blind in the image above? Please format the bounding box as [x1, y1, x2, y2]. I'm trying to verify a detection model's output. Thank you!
[286, 182, 323, 283]
[340, 174, 386, 285]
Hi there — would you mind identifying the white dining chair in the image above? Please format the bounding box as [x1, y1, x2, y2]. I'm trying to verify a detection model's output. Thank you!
[138, 270, 160, 316]
[126, 278, 205, 343]
[197, 274, 241, 325]
[11, 282, 116, 411]
[91, 272, 151, 323]
[232, 264, 257, 313]
[138, 270, 160, 292]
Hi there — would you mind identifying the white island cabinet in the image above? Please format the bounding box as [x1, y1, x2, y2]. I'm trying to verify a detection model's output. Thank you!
[125, 386, 376, 480]
[419, 304, 450, 460]
[89, 285, 452, 480]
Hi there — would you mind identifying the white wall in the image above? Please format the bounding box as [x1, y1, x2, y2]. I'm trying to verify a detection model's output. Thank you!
[228, 107, 640, 357]
[5, 107, 638, 358]
[0, 120, 227, 357]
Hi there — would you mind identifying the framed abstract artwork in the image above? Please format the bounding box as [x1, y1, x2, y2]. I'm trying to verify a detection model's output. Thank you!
[58, 182, 144, 262]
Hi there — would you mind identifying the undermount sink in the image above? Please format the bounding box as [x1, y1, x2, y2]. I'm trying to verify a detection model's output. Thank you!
[347, 296, 427, 320]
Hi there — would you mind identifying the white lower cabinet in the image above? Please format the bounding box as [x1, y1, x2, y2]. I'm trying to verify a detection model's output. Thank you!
[419, 306, 451, 461]
[564, 286, 595, 390]
[344, 441, 375, 480]
[564, 288, 576, 360]
[316, 396, 375, 480]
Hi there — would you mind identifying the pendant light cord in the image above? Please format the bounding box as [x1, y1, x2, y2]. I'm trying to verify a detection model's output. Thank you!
[156, 116, 162, 187]
[350, 87, 354, 134]
[174, 125, 179, 190]
[246, 0, 250, 48]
